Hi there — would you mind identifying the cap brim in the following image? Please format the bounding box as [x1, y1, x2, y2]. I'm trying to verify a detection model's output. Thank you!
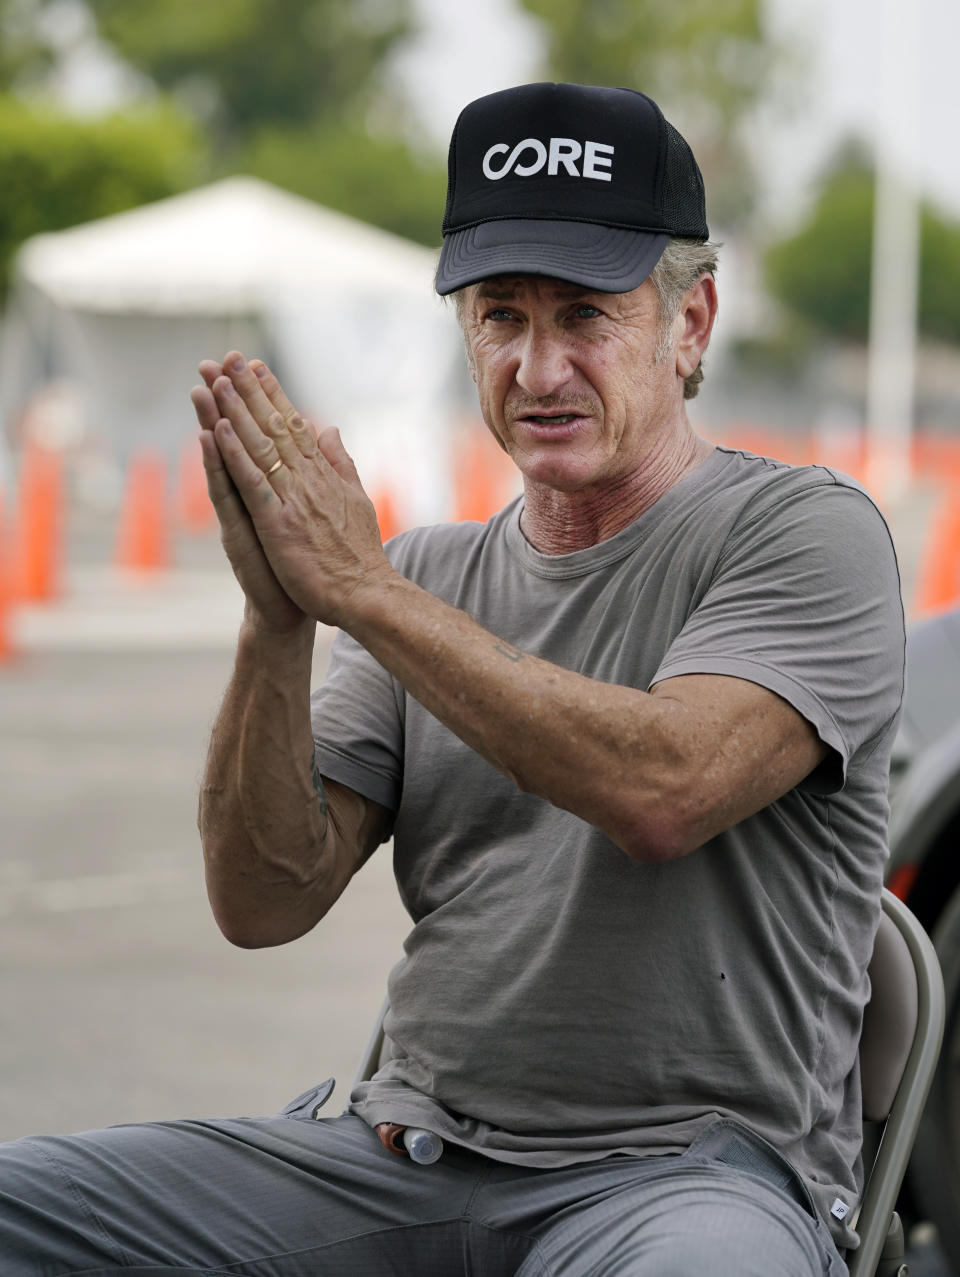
[435, 220, 670, 295]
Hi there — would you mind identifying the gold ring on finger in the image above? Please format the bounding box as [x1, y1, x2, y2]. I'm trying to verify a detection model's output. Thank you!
[266, 457, 284, 477]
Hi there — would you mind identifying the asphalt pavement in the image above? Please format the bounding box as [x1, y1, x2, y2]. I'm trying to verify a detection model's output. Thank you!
[0, 491, 955, 1274]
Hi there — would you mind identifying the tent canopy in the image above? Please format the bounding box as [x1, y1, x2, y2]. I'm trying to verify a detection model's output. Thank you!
[14, 176, 440, 313]
[2, 178, 465, 523]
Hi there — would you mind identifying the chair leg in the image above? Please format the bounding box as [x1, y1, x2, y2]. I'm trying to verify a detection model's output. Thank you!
[875, 1211, 907, 1277]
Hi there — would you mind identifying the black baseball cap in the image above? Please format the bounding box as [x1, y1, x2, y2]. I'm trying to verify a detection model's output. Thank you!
[435, 82, 708, 296]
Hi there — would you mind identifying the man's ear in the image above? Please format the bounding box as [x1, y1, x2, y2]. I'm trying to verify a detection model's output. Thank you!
[675, 275, 718, 380]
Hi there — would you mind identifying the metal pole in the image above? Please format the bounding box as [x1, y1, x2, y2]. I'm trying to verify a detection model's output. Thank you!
[865, 0, 920, 504]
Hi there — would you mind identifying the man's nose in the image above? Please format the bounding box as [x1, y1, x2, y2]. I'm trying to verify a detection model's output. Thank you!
[514, 326, 574, 398]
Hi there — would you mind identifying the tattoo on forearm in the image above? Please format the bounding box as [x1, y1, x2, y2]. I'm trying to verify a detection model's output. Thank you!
[309, 748, 330, 837]
[493, 641, 525, 663]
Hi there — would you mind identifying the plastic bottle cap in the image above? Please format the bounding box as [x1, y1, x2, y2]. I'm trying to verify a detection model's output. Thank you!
[402, 1127, 443, 1165]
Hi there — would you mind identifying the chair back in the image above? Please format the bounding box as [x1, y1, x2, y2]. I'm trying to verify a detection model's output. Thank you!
[860, 905, 920, 1123]
[847, 888, 945, 1277]
[353, 995, 390, 1089]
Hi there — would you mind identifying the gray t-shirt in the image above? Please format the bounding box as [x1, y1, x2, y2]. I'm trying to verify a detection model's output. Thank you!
[311, 445, 905, 1245]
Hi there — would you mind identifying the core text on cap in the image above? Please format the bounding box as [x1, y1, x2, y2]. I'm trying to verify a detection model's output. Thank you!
[481, 138, 615, 182]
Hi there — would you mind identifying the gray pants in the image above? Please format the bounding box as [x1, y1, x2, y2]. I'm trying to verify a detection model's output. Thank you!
[0, 1084, 847, 1275]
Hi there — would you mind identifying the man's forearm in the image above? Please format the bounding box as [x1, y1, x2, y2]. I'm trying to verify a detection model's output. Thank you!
[340, 572, 825, 863]
[199, 617, 339, 945]
[341, 573, 680, 857]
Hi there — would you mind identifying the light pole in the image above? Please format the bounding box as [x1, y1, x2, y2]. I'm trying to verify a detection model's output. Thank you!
[865, 0, 920, 505]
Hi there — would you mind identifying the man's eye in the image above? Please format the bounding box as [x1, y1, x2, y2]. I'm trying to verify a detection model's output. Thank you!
[575, 304, 602, 319]
[486, 308, 514, 321]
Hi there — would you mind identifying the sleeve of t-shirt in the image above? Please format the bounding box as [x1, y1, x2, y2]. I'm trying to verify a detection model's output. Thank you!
[308, 520, 478, 819]
[649, 476, 905, 794]
[310, 626, 404, 815]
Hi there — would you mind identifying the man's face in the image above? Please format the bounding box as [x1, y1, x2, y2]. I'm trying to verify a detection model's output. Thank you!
[462, 275, 682, 495]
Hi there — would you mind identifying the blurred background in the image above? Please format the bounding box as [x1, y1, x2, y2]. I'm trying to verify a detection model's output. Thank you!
[1, 1, 958, 1272]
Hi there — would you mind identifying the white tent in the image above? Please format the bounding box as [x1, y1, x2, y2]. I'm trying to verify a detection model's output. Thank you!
[2, 177, 464, 523]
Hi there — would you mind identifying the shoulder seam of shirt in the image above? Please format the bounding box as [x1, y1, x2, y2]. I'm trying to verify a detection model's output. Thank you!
[712, 463, 894, 565]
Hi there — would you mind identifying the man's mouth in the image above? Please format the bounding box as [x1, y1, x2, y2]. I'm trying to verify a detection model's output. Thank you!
[526, 414, 579, 425]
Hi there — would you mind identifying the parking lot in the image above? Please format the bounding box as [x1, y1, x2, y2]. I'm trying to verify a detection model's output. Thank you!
[0, 535, 410, 1141]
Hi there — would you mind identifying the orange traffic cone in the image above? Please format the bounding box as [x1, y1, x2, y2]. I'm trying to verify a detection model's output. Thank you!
[453, 428, 515, 523]
[115, 452, 170, 571]
[371, 487, 402, 543]
[176, 438, 216, 534]
[0, 488, 16, 663]
[912, 484, 960, 616]
[915, 434, 960, 489]
[14, 440, 64, 602]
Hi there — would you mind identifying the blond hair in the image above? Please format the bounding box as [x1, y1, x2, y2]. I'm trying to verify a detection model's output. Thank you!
[649, 238, 720, 400]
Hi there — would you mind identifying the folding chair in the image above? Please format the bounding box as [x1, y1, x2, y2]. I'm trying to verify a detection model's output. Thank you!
[849, 888, 945, 1277]
[354, 994, 390, 1089]
[354, 889, 944, 1277]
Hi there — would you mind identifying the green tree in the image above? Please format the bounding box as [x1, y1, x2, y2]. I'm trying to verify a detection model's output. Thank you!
[0, 97, 202, 293]
[0, 0, 207, 292]
[517, 0, 779, 224]
[87, 0, 410, 139]
[242, 121, 445, 247]
[765, 157, 960, 345]
[82, 0, 447, 245]
[0, 0, 54, 91]
[917, 207, 960, 345]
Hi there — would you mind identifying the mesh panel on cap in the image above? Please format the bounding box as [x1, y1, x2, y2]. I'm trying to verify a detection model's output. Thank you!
[662, 122, 708, 238]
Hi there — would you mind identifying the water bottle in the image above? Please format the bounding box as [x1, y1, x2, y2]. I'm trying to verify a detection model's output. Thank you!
[402, 1127, 443, 1164]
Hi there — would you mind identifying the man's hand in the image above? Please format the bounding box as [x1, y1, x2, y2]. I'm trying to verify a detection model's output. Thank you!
[192, 352, 392, 630]
[192, 359, 308, 635]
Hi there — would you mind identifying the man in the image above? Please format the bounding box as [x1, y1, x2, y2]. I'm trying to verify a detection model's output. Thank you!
[0, 83, 902, 1275]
